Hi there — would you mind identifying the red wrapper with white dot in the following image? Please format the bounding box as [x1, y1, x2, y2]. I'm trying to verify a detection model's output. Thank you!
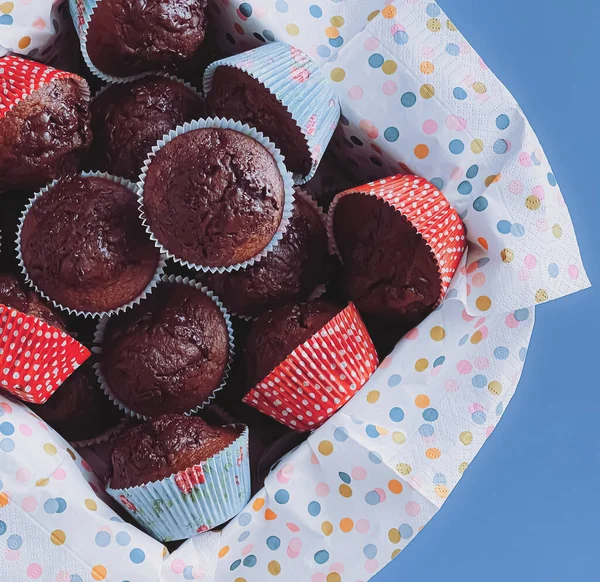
[242, 303, 378, 432]
[0, 55, 89, 119]
[327, 174, 467, 303]
[0, 305, 90, 404]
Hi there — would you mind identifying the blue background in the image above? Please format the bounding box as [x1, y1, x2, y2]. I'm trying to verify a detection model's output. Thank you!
[375, 1, 599, 581]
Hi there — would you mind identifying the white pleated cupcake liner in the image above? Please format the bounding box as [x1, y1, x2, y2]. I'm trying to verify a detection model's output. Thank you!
[137, 117, 295, 274]
[69, 0, 154, 84]
[106, 425, 251, 542]
[90, 71, 204, 102]
[16, 170, 167, 319]
[92, 274, 235, 421]
[203, 41, 341, 184]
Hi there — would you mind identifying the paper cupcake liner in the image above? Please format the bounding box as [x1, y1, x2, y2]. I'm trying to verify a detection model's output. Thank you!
[106, 425, 251, 542]
[70, 417, 130, 449]
[16, 170, 167, 319]
[91, 71, 204, 102]
[326, 175, 467, 303]
[137, 117, 295, 273]
[204, 42, 341, 185]
[93, 274, 236, 421]
[0, 305, 90, 404]
[69, 0, 153, 84]
[0, 55, 90, 120]
[242, 303, 378, 432]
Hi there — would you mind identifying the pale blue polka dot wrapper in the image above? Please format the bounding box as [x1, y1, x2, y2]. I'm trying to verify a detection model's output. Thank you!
[203, 41, 341, 184]
[106, 426, 250, 542]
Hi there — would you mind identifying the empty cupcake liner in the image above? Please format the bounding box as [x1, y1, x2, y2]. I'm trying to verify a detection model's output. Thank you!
[93, 274, 236, 421]
[326, 174, 467, 303]
[242, 303, 378, 432]
[137, 117, 295, 273]
[0, 55, 90, 120]
[69, 0, 151, 84]
[16, 170, 167, 319]
[106, 425, 251, 542]
[204, 41, 341, 185]
[0, 305, 91, 404]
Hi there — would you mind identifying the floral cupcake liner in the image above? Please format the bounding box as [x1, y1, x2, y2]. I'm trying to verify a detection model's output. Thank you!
[93, 274, 236, 421]
[16, 170, 167, 319]
[242, 302, 378, 432]
[106, 425, 251, 542]
[137, 117, 295, 274]
[203, 41, 341, 185]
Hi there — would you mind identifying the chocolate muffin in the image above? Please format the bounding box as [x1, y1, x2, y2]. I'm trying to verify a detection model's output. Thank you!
[245, 300, 342, 387]
[101, 281, 230, 417]
[0, 77, 91, 193]
[89, 76, 205, 180]
[30, 362, 122, 442]
[206, 66, 311, 177]
[20, 175, 161, 314]
[86, 0, 208, 78]
[333, 193, 441, 326]
[142, 127, 286, 268]
[110, 414, 241, 488]
[0, 273, 66, 331]
[203, 192, 327, 318]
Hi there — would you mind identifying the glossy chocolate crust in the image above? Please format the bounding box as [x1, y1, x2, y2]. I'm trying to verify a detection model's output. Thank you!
[31, 362, 122, 442]
[206, 66, 311, 177]
[333, 193, 441, 326]
[86, 0, 208, 77]
[20, 175, 160, 313]
[245, 300, 342, 386]
[0, 273, 66, 331]
[203, 193, 327, 318]
[89, 76, 205, 180]
[102, 282, 230, 417]
[143, 128, 285, 267]
[110, 414, 240, 488]
[0, 78, 91, 193]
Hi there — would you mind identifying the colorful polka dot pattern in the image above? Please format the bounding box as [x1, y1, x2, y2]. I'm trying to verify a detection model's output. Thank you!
[0, 305, 91, 403]
[215, 279, 535, 581]
[243, 303, 378, 431]
[212, 0, 588, 312]
[0, 55, 89, 116]
[328, 175, 466, 299]
[0, 392, 171, 581]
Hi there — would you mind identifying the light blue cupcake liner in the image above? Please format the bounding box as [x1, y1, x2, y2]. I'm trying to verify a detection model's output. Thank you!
[69, 0, 156, 83]
[204, 41, 341, 185]
[106, 425, 250, 542]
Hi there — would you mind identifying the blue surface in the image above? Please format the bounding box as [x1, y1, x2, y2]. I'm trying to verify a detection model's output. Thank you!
[375, 1, 598, 581]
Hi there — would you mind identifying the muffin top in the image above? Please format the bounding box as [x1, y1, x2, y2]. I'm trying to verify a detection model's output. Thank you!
[86, 0, 208, 77]
[102, 282, 230, 417]
[89, 76, 205, 180]
[142, 127, 285, 268]
[31, 362, 122, 442]
[203, 192, 328, 318]
[0, 273, 66, 331]
[333, 193, 441, 326]
[245, 300, 342, 386]
[110, 414, 241, 488]
[0, 77, 91, 193]
[20, 175, 160, 313]
[206, 66, 311, 177]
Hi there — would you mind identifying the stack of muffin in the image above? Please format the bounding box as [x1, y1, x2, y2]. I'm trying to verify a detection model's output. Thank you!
[0, 0, 465, 542]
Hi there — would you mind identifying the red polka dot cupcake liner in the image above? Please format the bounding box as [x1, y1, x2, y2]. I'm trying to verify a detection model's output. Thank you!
[326, 174, 467, 303]
[0, 305, 91, 404]
[0, 55, 90, 120]
[242, 303, 378, 432]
